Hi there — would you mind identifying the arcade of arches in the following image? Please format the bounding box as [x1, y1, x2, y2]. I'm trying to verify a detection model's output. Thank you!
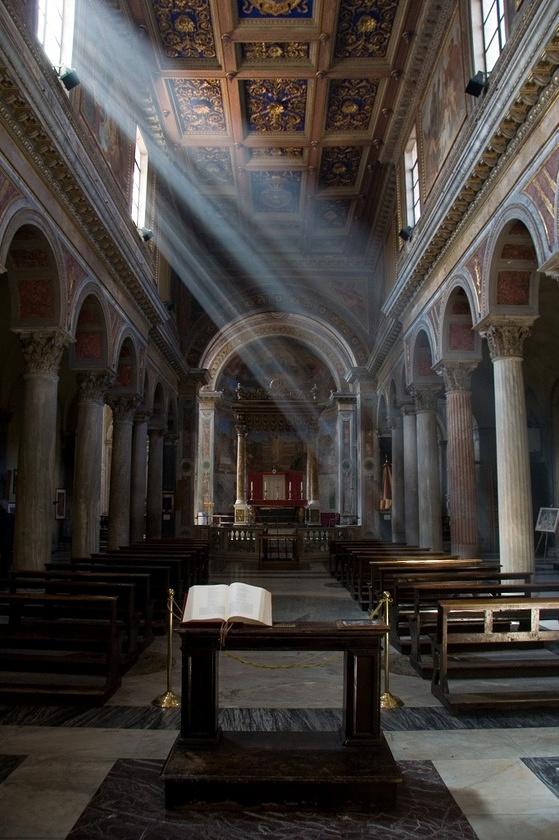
[1, 0, 559, 837]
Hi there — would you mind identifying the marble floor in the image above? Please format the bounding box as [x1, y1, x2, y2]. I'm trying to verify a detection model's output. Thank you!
[0, 559, 558, 838]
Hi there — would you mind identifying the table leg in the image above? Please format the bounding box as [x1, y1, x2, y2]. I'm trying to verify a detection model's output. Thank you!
[180, 641, 221, 744]
[342, 646, 382, 746]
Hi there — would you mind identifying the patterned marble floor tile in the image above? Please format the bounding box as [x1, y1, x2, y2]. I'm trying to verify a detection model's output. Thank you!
[66, 757, 477, 840]
[0, 754, 26, 784]
[521, 756, 559, 799]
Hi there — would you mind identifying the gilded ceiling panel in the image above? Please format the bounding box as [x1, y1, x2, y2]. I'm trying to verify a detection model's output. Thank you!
[168, 79, 226, 134]
[319, 146, 362, 188]
[243, 79, 308, 132]
[325, 79, 378, 132]
[315, 199, 351, 228]
[241, 42, 310, 62]
[251, 171, 302, 213]
[237, 1, 314, 19]
[152, 0, 216, 59]
[187, 147, 234, 185]
[334, 1, 399, 59]
[250, 147, 304, 159]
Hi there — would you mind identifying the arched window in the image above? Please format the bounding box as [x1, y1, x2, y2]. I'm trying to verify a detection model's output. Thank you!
[404, 126, 420, 226]
[36, 0, 75, 69]
[131, 127, 149, 228]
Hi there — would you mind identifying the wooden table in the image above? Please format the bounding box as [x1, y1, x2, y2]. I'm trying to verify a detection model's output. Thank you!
[162, 621, 402, 808]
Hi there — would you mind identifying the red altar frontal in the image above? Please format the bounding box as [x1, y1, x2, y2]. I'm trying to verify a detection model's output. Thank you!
[248, 471, 306, 506]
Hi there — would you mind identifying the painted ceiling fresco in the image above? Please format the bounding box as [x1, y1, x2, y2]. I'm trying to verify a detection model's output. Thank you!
[136, 1, 416, 254]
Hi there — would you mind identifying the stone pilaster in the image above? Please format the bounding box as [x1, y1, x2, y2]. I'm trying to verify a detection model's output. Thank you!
[390, 414, 405, 543]
[13, 330, 69, 570]
[129, 411, 150, 544]
[413, 385, 443, 551]
[146, 425, 165, 539]
[438, 362, 479, 558]
[402, 404, 419, 546]
[72, 370, 113, 559]
[482, 321, 534, 572]
[107, 395, 139, 550]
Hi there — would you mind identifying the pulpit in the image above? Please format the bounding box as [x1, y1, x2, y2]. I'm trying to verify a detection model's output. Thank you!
[162, 621, 402, 808]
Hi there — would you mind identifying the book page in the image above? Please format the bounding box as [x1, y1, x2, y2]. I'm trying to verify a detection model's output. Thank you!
[182, 584, 229, 623]
[227, 582, 272, 626]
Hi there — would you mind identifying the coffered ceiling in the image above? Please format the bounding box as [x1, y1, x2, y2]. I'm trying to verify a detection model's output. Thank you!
[127, 0, 422, 255]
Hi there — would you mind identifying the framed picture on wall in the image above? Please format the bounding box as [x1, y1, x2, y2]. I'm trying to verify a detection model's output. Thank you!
[55, 489, 66, 520]
[535, 507, 559, 533]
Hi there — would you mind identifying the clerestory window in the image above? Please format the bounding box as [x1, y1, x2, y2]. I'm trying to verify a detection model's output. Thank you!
[131, 128, 149, 229]
[36, 0, 75, 69]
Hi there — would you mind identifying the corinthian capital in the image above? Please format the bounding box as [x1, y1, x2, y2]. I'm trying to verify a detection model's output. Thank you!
[410, 384, 441, 412]
[19, 329, 71, 376]
[436, 362, 478, 393]
[76, 370, 114, 403]
[481, 322, 531, 361]
[107, 394, 141, 423]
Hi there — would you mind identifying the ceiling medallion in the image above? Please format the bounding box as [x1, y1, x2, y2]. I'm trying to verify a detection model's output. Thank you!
[240, 1, 311, 17]
[244, 79, 307, 132]
[334, 1, 399, 59]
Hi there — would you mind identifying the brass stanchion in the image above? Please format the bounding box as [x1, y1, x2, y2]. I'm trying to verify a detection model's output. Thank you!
[369, 591, 403, 711]
[152, 587, 181, 709]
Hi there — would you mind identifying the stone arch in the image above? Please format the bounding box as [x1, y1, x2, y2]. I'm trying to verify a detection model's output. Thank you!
[439, 282, 482, 363]
[407, 323, 438, 387]
[200, 312, 358, 393]
[376, 391, 388, 430]
[1, 211, 67, 330]
[152, 382, 166, 424]
[112, 333, 140, 394]
[69, 286, 111, 370]
[167, 397, 178, 434]
[481, 205, 545, 319]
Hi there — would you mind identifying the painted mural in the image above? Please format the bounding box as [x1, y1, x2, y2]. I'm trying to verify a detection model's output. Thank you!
[216, 336, 336, 400]
[420, 8, 466, 197]
[80, 29, 132, 194]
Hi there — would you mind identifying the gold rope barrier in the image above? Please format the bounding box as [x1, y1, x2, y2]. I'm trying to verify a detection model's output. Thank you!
[370, 591, 403, 711]
[152, 588, 181, 709]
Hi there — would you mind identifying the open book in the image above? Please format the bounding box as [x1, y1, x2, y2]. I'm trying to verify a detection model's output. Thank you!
[182, 583, 272, 627]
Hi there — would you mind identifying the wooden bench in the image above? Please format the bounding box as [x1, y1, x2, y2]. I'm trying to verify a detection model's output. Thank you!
[368, 559, 499, 611]
[0, 591, 122, 704]
[389, 571, 532, 657]
[29, 568, 153, 644]
[5, 575, 140, 667]
[407, 579, 558, 675]
[431, 596, 559, 711]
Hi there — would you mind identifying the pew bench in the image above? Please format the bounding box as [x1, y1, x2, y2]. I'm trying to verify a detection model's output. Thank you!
[5, 576, 140, 667]
[0, 591, 121, 704]
[431, 597, 559, 711]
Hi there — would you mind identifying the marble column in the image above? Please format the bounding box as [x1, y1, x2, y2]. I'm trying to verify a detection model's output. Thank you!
[234, 423, 249, 524]
[146, 426, 165, 539]
[13, 330, 68, 571]
[391, 413, 405, 543]
[129, 411, 150, 544]
[306, 439, 320, 523]
[414, 386, 443, 551]
[439, 363, 479, 559]
[402, 405, 419, 546]
[484, 322, 534, 573]
[107, 395, 138, 550]
[72, 371, 112, 559]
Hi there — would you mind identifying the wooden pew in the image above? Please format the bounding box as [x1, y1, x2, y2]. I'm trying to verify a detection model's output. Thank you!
[431, 596, 559, 711]
[5, 575, 140, 667]
[407, 579, 559, 675]
[49, 560, 172, 630]
[0, 591, 122, 704]
[368, 559, 499, 609]
[29, 568, 153, 644]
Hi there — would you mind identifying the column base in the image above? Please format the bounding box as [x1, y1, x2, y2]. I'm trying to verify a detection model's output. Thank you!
[306, 506, 320, 524]
[452, 543, 479, 559]
[234, 503, 251, 525]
